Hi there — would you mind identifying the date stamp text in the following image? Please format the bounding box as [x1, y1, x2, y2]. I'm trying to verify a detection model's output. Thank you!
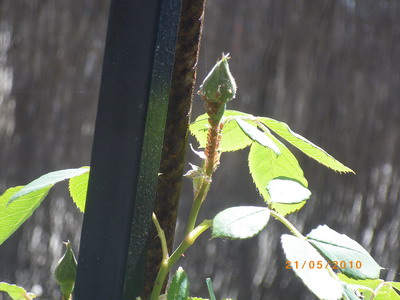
[285, 260, 362, 270]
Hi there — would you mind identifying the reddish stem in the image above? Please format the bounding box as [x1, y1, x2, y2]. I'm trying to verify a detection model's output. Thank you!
[202, 98, 225, 177]
[204, 120, 223, 176]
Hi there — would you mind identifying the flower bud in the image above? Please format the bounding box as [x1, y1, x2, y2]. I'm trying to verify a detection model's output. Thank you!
[199, 54, 237, 104]
[55, 241, 77, 299]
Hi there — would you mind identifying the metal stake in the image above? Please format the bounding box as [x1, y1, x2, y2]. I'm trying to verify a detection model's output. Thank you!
[74, 0, 181, 299]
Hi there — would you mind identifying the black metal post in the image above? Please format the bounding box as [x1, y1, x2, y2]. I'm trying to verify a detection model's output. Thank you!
[74, 0, 181, 299]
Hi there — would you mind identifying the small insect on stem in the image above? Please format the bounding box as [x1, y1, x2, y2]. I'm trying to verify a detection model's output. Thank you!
[198, 54, 237, 176]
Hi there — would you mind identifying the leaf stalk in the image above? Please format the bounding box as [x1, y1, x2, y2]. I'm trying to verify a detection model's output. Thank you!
[270, 210, 305, 240]
[149, 220, 211, 300]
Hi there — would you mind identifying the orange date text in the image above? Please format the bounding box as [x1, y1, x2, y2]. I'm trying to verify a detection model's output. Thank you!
[285, 260, 362, 270]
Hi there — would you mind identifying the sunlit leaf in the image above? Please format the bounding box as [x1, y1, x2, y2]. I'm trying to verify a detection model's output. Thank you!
[0, 282, 36, 300]
[212, 206, 270, 239]
[258, 117, 354, 173]
[248, 139, 307, 215]
[338, 273, 381, 290]
[266, 178, 311, 204]
[281, 235, 344, 300]
[307, 225, 382, 279]
[0, 186, 49, 245]
[1, 168, 89, 245]
[377, 287, 400, 299]
[235, 117, 280, 155]
[390, 282, 400, 292]
[68, 167, 90, 212]
[9, 168, 89, 204]
[338, 274, 400, 299]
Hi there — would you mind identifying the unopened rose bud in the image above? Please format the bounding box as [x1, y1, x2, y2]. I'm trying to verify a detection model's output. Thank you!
[199, 54, 237, 105]
[55, 241, 77, 299]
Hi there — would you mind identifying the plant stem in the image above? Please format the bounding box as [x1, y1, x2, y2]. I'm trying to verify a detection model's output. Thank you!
[150, 220, 212, 300]
[270, 210, 305, 239]
[152, 213, 169, 260]
[184, 178, 210, 236]
[150, 82, 225, 299]
[150, 118, 215, 298]
[150, 258, 169, 300]
[150, 157, 211, 300]
[370, 281, 385, 300]
[170, 219, 212, 268]
[206, 278, 217, 300]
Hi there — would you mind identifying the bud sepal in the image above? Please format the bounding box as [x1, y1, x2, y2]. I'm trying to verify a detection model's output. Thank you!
[54, 241, 77, 300]
[199, 54, 237, 123]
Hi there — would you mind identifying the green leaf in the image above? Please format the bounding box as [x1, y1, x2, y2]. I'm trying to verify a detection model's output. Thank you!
[248, 139, 307, 216]
[189, 298, 209, 300]
[189, 110, 253, 152]
[379, 287, 400, 299]
[358, 284, 399, 299]
[362, 286, 398, 300]
[258, 117, 354, 173]
[338, 273, 382, 290]
[167, 267, 189, 300]
[0, 186, 50, 245]
[266, 178, 311, 204]
[338, 274, 400, 299]
[68, 167, 90, 212]
[212, 206, 270, 240]
[206, 278, 216, 300]
[390, 282, 400, 292]
[0, 168, 90, 245]
[342, 284, 362, 300]
[235, 118, 280, 155]
[307, 225, 382, 279]
[0, 282, 36, 300]
[9, 168, 90, 204]
[281, 234, 344, 300]
[271, 202, 307, 218]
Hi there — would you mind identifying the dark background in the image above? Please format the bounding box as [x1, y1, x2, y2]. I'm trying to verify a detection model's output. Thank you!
[1, 0, 399, 299]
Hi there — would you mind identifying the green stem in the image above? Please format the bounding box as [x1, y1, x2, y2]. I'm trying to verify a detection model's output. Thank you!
[184, 178, 210, 236]
[152, 213, 169, 260]
[206, 278, 216, 300]
[150, 94, 222, 299]
[150, 258, 169, 300]
[270, 210, 305, 239]
[170, 219, 212, 268]
[150, 220, 212, 300]
[370, 281, 385, 300]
